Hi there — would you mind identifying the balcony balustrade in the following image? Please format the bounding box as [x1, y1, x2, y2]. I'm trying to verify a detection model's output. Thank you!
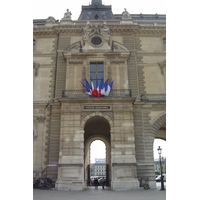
[62, 89, 132, 98]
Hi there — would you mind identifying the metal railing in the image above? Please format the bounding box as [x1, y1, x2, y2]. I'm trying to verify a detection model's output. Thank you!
[62, 89, 132, 98]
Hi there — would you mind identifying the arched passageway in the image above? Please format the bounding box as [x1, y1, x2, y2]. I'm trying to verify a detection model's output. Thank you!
[152, 114, 166, 141]
[152, 114, 166, 186]
[84, 116, 111, 188]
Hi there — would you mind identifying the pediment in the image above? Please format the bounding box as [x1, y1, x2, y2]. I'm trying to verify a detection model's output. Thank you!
[62, 25, 130, 56]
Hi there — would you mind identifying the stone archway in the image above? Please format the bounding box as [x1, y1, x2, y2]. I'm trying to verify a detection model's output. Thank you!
[140, 113, 166, 188]
[151, 113, 166, 140]
[83, 115, 111, 188]
[151, 114, 166, 184]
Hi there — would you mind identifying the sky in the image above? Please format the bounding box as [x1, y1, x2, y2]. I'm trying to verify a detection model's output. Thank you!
[90, 139, 166, 163]
[33, 0, 166, 20]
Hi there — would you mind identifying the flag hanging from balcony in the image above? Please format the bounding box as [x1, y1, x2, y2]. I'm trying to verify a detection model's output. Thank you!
[80, 76, 114, 98]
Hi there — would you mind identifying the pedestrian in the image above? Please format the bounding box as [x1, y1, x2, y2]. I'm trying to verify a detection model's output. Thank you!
[94, 178, 98, 190]
[102, 177, 106, 189]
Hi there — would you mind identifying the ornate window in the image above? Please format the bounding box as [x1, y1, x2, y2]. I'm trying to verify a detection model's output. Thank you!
[90, 62, 104, 88]
[91, 37, 102, 46]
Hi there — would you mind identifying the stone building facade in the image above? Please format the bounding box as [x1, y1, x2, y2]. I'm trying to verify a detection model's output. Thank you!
[33, 0, 166, 191]
[91, 158, 106, 177]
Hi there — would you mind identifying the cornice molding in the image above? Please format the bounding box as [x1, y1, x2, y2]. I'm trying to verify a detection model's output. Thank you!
[33, 24, 165, 36]
[33, 26, 83, 36]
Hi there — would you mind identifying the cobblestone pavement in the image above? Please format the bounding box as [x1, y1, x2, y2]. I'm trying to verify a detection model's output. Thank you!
[33, 183, 166, 200]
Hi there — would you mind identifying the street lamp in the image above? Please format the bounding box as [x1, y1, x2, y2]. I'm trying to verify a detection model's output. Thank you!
[157, 146, 165, 190]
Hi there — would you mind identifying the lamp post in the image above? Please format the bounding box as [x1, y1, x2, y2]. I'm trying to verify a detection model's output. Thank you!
[157, 146, 165, 190]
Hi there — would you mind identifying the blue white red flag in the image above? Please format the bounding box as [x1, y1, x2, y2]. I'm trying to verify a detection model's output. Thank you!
[80, 79, 91, 95]
[99, 76, 105, 96]
[104, 80, 114, 96]
[81, 76, 114, 98]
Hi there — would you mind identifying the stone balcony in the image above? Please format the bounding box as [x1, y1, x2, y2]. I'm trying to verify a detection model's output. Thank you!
[62, 89, 132, 98]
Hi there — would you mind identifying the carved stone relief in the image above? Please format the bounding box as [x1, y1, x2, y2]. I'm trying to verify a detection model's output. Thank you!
[83, 22, 110, 41]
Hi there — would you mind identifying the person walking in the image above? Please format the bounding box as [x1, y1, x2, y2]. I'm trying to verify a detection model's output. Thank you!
[94, 178, 98, 190]
[102, 177, 106, 190]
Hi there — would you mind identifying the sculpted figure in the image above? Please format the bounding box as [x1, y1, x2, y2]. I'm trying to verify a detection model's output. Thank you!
[64, 9, 72, 19]
[122, 8, 131, 18]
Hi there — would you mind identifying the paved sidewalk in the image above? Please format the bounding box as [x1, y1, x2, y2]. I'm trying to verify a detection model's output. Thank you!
[33, 183, 166, 200]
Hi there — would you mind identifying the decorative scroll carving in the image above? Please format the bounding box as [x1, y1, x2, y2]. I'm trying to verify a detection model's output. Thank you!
[83, 22, 110, 41]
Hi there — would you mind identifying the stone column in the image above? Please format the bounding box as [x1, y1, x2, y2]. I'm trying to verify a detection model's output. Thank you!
[56, 102, 84, 191]
[111, 99, 139, 190]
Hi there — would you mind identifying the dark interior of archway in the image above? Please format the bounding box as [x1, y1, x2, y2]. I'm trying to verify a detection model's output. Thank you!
[84, 116, 110, 142]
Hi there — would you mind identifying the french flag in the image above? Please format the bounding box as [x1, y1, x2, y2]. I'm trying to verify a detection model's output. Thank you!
[81, 76, 114, 98]
[99, 76, 105, 96]
[80, 78, 92, 95]
[91, 75, 98, 97]
[104, 79, 114, 96]
[96, 75, 101, 98]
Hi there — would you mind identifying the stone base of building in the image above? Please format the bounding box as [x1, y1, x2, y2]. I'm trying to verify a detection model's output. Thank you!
[55, 181, 84, 191]
[56, 164, 84, 191]
[112, 179, 139, 191]
[111, 163, 139, 191]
